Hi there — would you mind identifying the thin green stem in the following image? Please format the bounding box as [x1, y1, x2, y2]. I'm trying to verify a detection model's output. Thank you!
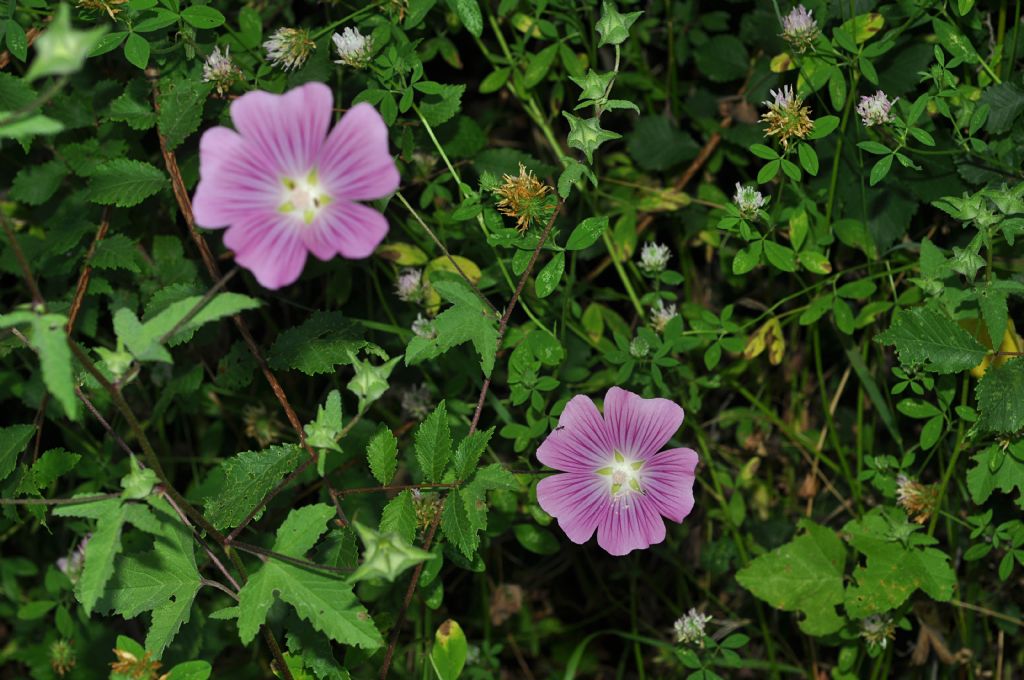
[601, 231, 645, 317]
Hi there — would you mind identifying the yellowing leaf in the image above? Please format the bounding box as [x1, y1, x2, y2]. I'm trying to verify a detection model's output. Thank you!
[376, 242, 429, 266]
[771, 52, 795, 73]
[744, 318, 786, 365]
[423, 255, 482, 313]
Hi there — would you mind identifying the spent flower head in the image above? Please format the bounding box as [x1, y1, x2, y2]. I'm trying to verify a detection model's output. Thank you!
[395, 268, 425, 304]
[650, 299, 677, 333]
[49, 639, 76, 677]
[638, 241, 671, 276]
[780, 5, 819, 52]
[674, 608, 713, 646]
[202, 46, 242, 96]
[857, 90, 898, 127]
[536, 387, 699, 555]
[411, 313, 436, 340]
[733, 183, 767, 220]
[896, 474, 939, 524]
[263, 27, 315, 71]
[402, 383, 433, 421]
[333, 27, 373, 68]
[761, 85, 814, 149]
[860, 614, 896, 651]
[76, 0, 126, 20]
[495, 163, 554, 232]
[56, 534, 90, 584]
[243, 404, 284, 448]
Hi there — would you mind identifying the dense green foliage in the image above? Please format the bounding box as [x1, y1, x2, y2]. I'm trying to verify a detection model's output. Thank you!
[1, 0, 1023, 678]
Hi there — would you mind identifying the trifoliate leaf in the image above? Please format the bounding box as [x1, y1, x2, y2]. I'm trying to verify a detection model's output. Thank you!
[203, 445, 304, 530]
[236, 505, 382, 649]
[366, 425, 398, 486]
[735, 520, 845, 635]
[415, 401, 452, 483]
[268, 311, 367, 376]
[876, 305, 987, 373]
[405, 278, 499, 377]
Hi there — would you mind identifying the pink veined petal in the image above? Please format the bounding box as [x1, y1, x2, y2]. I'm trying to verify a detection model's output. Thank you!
[536, 472, 611, 545]
[229, 82, 333, 178]
[596, 494, 667, 556]
[302, 200, 389, 260]
[193, 127, 281, 228]
[602, 386, 685, 459]
[317, 102, 400, 201]
[224, 216, 308, 290]
[536, 394, 614, 473]
[643, 447, 699, 523]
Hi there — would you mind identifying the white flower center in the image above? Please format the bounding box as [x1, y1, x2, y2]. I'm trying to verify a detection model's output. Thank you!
[278, 169, 331, 225]
[597, 450, 645, 499]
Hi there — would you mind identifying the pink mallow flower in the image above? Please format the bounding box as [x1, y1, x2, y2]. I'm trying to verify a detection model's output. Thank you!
[192, 82, 400, 289]
[535, 387, 699, 556]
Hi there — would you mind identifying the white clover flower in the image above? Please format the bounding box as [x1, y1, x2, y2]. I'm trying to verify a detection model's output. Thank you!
[650, 299, 677, 333]
[401, 383, 433, 421]
[395, 268, 425, 304]
[57, 534, 90, 584]
[411, 313, 436, 339]
[781, 5, 819, 52]
[638, 241, 671, 276]
[629, 336, 650, 358]
[733, 183, 766, 220]
[332, 26, 373, 68]
[674, 608, 713, 646]
[856, 90, 898, 127]
[859, 614, 896, 650]
[202, 45, 242, 95]
[263, 27, 315, 71]
[764, 84, 797, 110]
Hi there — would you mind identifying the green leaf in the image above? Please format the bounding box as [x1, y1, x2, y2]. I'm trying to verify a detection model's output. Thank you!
[367, 425, 399, 486]
[236, 505, 383, 649]
[415, 82, 465, 126]
[124, 32, 151, 70]
[797, 143, 819, 175]
[523, 43, 558, 89]
[843, 507, 956, 618]
[693, 34, 748, 83]
[53, 498, 127, 615]
[513, 524, 560, 555]
[735, 520, 845, 635]
[100, 499, 200, 658]
[0, 424, 35, 482]
[268, 311, 367, 376]
[565, 216, 608, 251]
[451, 427, 493, 481]
[379, 491, 417, 545]
[430, 620, 468, 680]
[405, 277, 499, 377]
[440, 488, 478, 558]
[29, 313, 79, 420]
[109, 80, 157, 130]
[180, 5, 225, 28]
[88, 159, 167, 207]
[92, 233, 144, 273]
[763, 241, 797, 272]
[5, 19, 28, 62]
[157, 77, 211, 151]
[877, 306, 987, 373]
[967, 441, 1024, 507]
[415, 401, 452, 483]
[10, 160, 67, 205]
[203, 444, 304, 530]
[932, 19, 979, 64]
[976, 358, 1024, 433]
[305, 390, 344, 456]
[452, 0, 483, 37]
[534, 252, 565, 298]
[15, 448, 80, 496]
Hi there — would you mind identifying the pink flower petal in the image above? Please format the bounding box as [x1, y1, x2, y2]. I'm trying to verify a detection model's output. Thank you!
[596, 495, 667, 556]
[536, 394, 614, 473]
[224, 217, 307, 290]
[193, 127, 279, 228]
[643, 448, 699, 523]
[602, 387, 684, 459]
[229, 82, 333, 177]
[303, 200, 389, 260]
[317, 102, 400, 201]
[536, 472, 609, 545]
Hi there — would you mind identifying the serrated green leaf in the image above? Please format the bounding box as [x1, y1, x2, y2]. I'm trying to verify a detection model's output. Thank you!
[88, 159, 167, 207]
[203, 445, 304, 530]
[877, 306, 987, 373]
[735, 520, 845, 635]
[53, 498, 126, 615]
[0, 424, 35, 482]
[367, 426, 398, 486]
[379, 490, 417, 545]
[109, 80, 157, 130]
[30, 314, 78, 420]
[451, 427, 493, 481]
[14, 448, 80, 497]
[967, 441, 1024, 507]
[415, 82, 464, 126]
[10, 160, 67, 205]
[976, 358, 1024, 433]
[415, 401, 452, 482]
[268, 311, 367, 376]
[157, 77, 211, 150]
[405, 278, 499, 377]
[440, 489, 478, 558]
